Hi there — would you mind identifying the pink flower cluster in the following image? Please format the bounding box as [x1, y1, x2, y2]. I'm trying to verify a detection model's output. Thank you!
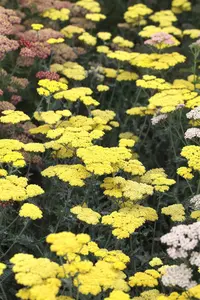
[11, 95, 22, 105]
[0, 35, 19, 60]
[20, 41, 51, 60]
[19, 0, 72, 13]
[145, 32, 175, 46]
[36, 71, 60, 81]
[17, 29, 64, 43]
[0, 6, 21, 35]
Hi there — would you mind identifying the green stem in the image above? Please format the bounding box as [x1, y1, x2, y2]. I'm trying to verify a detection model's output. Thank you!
[0, 282, 7, 300]
[0, 220, 30, 259]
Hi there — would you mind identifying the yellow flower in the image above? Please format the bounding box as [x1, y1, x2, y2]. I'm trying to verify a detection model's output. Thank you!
[31, 23, 44, 31]
[23, 143, 45, 153]
[97, 45, 110, 53]
[172, 0, 191, 14]
[47, 38, 64, 44]
[0, 169, 8, 177]
[79, 32, 97, 46]
[191, 210, 200, 221]
[0, 263, 6, 275]
[97, 84, 110, 92]
[46, 231, 91, 256]
[129, 270, 159, 287]
[0, 175, 44, 202]
[61, 25, 85, 38]
[0, 110, 30, 124]
[71, 206, 101, 225]
[112, 36, 134, 48]
[124, 4, 153, 25]
[42, 8, 70, 21]
[180, 145, 200, 172]
[105, 291, 130, 300]
[86, 13, 106, 22]
[54, 87, 92, 102]
[161, 204, 185, 222]
[76, 0, 101, 13]
[19, 203, 43, 220]
[97, 32, 111, 40]
[77, 145, 132, 175]
[42, 164, 91, 187]
[177, 166, 194, 179]
[149, 10, 177, 27]
[102, 205, 157, 239]
[149, 257, 163, 267]
[117, 71, 138, 81]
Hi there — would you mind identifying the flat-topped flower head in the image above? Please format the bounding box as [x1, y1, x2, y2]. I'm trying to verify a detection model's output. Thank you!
[31, 23, 44, 31]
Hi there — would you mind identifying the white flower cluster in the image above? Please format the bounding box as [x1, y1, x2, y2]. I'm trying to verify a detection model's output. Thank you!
[161, 222, 200, 259]
[162, 264, 196, 289]
[186, 106, 200, 120]
[151, 114, 168, 125]
[184, 128, 200, 139]
[190, 194, 200, 210]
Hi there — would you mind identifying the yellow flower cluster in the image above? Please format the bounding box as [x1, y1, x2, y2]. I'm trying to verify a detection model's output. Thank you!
[191, 210, 200, 221]
[46, 231, 91, 256]
[31, 23, 44, 31]
[112, 36, 134, 48]
[183, 29, 200, 39]
[124, 4, 153, 25]
[0, 139, 25, 167]
[54, 87, 93, 102]
[10, 253, 60, 299]
[97, 84, 109, 92]
[102, 205, 158, 239]
[147, 88, 200, 113]
[136, 75, 172, 90]
[42, 164, 91, 187]
[161, 204, 185, 222]
[141, 169, 176, 192]
[105, 291, 130, 300]
[61, 25, 85, 38]
[97, 31, 111, 41]
[101, 177, 153, 202]
[177, 167, 194, 180]
[149, 10, 177, 27]
[0, 110, 30, 124]
[42, 8, 70, 21]
[51, 62, 87, 81]
[37, 79, 67, 97]
[86, 13, 106, 22]
[139, 25, 182, 38]
[76, 0, 101, 13]
[47, 38, 64, 44]
[126, 106, 155, 116]
[70, 205, 101, 224]
[117, 70, 138, 82]
[34, 110, 71, 125]
[179, 145, 200, 173]
[172, 0, 191, 14]
[130, 53, 186, 70]
[129, 269, 161, 287]
[77, 146, 132, 175]
[149, 257, 163, 267]
[0, 263, 6, 276]
[0, 175, 44, 202]
[79, 32, 97, 46]
[19, 203, 43, 220]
